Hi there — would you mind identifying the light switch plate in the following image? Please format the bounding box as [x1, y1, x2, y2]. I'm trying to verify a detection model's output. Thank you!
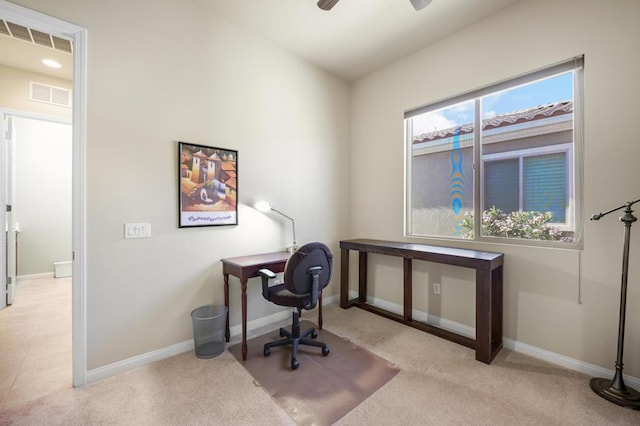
[124, 223, 151, 239]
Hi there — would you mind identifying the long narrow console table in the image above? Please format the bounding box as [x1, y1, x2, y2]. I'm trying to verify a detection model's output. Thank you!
[340, 239, 504, 364]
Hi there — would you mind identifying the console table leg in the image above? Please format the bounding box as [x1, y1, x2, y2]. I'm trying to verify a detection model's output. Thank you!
[340, 248, 350, 308]
[359, 252, 368, 303]
[404, 258, 412, 322]
[492, 266, 503, 352]
[476, 269, 494, 364]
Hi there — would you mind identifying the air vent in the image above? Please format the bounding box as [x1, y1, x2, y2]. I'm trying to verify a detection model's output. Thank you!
[6, 21, 31, 42]
[30, 81, 72, 108]
[0, 20, 9, 36]
[52, 36, 72, 53]
[0, 19, 72, 54]
[31, 29, 53, 48]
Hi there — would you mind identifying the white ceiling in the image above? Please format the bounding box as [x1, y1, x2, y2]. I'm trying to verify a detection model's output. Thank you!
[187, 0, 523, 81]
[0, 33, 72, 80]
[0, 0, 523, 83]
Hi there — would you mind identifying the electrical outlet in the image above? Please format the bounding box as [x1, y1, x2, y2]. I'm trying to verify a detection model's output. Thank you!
[433, 282, 441, 295]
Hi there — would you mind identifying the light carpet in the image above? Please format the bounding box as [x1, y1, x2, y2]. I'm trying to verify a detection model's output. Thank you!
[1, 304, 640, 425]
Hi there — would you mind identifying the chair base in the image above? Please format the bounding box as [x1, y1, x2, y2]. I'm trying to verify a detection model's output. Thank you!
[264, 310, 329, 370]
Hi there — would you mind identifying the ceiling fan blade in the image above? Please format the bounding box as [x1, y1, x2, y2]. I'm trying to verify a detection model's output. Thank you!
[409, 0, 432, 11]
[317, 0, 429, 12]
[317, 0, 340, 11]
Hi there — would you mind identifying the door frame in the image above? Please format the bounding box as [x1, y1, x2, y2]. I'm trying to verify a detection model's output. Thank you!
[0, 0, 88, 387]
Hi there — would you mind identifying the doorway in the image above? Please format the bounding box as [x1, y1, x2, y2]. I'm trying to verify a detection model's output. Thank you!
[0, 0, 87, 388]
[6, 114, 73, 287]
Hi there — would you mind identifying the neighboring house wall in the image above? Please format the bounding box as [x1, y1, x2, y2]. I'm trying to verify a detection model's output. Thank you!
[411, 144, 473, 237]
[8, 0, 351, 371]
[351, 0, 640, 377]
[411, 108, 573, 237]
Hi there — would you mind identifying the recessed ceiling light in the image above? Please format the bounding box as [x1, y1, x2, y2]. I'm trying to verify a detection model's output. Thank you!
[42, 59, 62, 69]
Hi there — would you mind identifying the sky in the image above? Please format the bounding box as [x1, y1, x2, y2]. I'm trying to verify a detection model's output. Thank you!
[411, 72, 574, 136]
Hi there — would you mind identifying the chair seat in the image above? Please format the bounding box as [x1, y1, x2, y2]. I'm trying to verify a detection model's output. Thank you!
[266, 283, 312, 308]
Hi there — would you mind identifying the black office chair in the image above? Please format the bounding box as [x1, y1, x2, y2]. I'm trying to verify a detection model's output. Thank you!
[258, 242, 333, 370]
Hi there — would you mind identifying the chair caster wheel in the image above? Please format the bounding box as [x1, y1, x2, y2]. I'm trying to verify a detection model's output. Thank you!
[264, 347, 271, 357]
[322, 346, 330, 356]
[291, 359, 299, 370]
[279, 328, 287, 337]
[311, 330, 318, 339]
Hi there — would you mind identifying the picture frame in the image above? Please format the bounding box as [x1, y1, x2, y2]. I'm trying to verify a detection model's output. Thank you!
[178, 141, 238, 227]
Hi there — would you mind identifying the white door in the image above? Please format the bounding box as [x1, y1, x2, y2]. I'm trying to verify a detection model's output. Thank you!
[12, 115, 72, 284]
[1, 114, 72, 308]
[3, 115, 16, 306]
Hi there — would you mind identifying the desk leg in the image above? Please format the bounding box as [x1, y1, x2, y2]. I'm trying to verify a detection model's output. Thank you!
[224, 273, 230, 342]
[241, 278, 248, 361]
[318, 291, 323, 330]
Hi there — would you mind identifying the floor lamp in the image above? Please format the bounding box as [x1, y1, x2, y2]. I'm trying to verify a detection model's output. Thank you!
[589, 198, 640, 410]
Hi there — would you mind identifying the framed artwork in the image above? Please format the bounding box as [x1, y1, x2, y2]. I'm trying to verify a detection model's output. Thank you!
[178, 141, 238, 227]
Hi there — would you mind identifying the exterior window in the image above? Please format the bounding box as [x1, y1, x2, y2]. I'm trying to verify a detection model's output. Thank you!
[408, 100, 474, 238]
[405, 57, 583, 246]
[483, 148, 571, 224]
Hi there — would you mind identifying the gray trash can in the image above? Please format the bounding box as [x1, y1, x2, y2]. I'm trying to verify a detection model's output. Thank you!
[191, 305, 228, 359]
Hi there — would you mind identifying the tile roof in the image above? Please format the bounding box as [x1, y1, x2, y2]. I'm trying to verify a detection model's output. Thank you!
[413, 100, 573, 144]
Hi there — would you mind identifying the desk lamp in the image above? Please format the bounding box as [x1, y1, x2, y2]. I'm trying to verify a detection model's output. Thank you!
[255, 200, 298, 253]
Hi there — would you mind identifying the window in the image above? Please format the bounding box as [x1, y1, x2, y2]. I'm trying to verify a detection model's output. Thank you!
[405, 57, 583, 246]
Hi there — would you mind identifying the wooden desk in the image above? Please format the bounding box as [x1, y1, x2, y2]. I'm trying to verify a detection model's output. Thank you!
[221, 251, 290, 360]
[340, 239, 504, 364]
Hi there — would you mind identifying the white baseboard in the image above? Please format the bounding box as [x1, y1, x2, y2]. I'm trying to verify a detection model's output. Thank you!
[87, 307, 293, 384]
[87, 340, 194, 384]
[87, 294, 344, 383]
[503, 337, 640, 388]
[88, 292, 638, 389]
[323, 293, 340, 306]
[17, 272, 54, 281]
[349, 291, 640, 388]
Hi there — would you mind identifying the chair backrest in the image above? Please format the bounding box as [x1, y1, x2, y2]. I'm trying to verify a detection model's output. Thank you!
[284, 242, 333, 297]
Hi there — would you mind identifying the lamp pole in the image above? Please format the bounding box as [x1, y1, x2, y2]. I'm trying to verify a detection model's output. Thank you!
[589, 198, 640, 410]
[270, 208, 297, 253]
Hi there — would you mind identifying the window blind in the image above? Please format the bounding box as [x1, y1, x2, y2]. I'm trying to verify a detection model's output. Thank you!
[523, 153, 567, 222]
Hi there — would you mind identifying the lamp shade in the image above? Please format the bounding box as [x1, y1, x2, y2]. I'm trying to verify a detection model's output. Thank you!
[254, 199, 272, 213]
[254, 199, 297, 253]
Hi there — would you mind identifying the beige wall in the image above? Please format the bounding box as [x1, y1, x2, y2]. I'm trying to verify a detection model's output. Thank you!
[7, 0, 640, 378]
[7, 0, 350, 370]
[0, 64, 72, 119]
[0, 66, 73, 276]
[350, 0, 640, 375]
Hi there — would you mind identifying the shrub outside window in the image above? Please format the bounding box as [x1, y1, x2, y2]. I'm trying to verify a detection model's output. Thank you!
[405, 57, 583, 247]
